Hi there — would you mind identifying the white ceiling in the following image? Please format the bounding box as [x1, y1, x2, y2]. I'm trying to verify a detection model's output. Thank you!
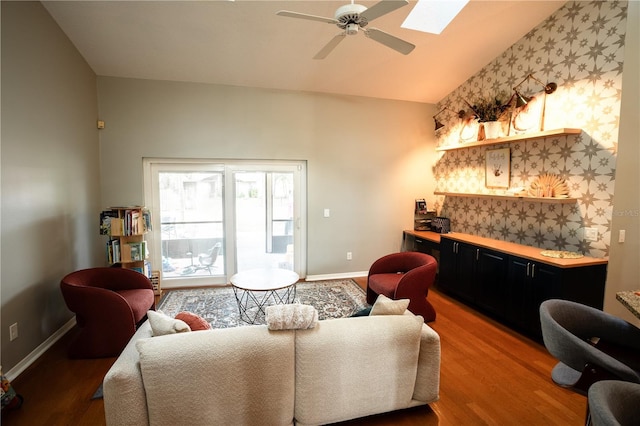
[42, 0, 566, 104]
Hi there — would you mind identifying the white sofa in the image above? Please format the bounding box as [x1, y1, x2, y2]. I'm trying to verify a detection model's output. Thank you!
[103, 313, 440, 426]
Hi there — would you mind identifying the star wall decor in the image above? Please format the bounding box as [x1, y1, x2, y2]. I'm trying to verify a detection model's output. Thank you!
[433, 0, 629, 258]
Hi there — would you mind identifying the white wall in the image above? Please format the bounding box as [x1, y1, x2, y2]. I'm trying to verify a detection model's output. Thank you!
[1, 1, 101, 372]
[96, 77, 438, 276]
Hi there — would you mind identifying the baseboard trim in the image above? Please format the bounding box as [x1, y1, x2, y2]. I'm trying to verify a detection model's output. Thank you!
[305, 271, 368, 281]
[5, 318, 76, 382]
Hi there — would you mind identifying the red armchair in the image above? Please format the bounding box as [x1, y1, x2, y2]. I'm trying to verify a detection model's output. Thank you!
[366, 252, 437, 322]
[60, 267, 155, 358]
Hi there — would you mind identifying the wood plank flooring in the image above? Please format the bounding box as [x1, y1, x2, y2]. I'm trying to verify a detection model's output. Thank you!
[2, 278, 585, 425]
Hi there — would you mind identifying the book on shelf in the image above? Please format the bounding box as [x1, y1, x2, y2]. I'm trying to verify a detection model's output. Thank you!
[142, 208, 152, 232]
[100, 210, 119, 235]
[127, 241, 147, 261]
[131, 261, 152, 277]
[107, 239, 121, 263]
[101, 206, 151, 236]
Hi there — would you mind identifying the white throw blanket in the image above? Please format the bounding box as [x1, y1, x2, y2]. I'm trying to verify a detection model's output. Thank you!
[265, 303, 318, 330]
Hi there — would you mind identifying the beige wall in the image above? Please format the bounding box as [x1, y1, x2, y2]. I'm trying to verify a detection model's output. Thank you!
[1, 1, 102, 373]
[605, 0, 640, 324]
[96, 77, 438, 276]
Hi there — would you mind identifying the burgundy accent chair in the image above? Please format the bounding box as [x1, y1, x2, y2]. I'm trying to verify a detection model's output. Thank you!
[366, 252, 438, 322]
[60, 267, 156, 358]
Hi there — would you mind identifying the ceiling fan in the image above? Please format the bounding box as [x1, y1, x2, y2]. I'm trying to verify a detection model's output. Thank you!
[276, 0, 415, 59]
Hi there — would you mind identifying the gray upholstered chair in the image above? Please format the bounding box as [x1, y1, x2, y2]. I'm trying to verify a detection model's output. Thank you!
[539, 299, 640, 395]
[588, 380, 640, 426]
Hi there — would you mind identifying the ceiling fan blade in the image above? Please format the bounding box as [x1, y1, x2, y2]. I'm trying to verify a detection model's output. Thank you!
[313, 33, 347, 59]
[276, 10, 338, 25]
[365, 28, 415, 55]
[360, 0, 409, 22]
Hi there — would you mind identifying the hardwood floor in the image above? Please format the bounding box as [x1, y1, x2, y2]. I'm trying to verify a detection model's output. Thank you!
[2, 279, 585, 425]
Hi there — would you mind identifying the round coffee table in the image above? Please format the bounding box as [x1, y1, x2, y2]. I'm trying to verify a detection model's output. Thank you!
[230, 268, 299, 324]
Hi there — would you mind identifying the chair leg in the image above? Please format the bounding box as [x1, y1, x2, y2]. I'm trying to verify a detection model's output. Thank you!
[585, 400, 591, 426]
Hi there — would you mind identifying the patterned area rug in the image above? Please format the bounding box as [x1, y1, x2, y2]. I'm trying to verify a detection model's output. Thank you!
[157, 279, 369, 328]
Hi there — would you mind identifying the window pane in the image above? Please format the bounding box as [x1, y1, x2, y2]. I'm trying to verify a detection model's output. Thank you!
[159, 172, 224, 278]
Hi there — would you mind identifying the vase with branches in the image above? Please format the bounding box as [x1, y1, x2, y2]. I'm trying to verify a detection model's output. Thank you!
[469, 93, 510, 123]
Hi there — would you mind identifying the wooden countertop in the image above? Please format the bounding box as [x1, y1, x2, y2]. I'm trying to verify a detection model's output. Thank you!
[404, 230, 608, 269]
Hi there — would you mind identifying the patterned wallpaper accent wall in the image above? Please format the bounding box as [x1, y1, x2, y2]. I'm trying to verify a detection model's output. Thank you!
[433, 0, 628, 258]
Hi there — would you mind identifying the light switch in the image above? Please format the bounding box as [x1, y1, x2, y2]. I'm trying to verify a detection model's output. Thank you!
[584, 227, 598, 242]
[619, 230, 626, 243]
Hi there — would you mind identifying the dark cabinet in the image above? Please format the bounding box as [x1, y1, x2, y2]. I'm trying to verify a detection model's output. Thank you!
[440, 238, 509, 313]
[506, 257, 561, 336]
[475, 248, 509, 318]
[404, 232, 439, 257]
[436, 235, 606, 339]
[438, 238, 477, 302]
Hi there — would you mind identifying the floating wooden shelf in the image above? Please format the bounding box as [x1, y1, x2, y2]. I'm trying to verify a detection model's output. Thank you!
[435, 128, 582, 152]
[434, 191, 577, 204]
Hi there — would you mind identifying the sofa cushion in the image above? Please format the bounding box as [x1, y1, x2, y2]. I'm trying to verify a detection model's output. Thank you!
[294, 315, 423, 425]
[136, 325, 295, 426]
[175, 311, 211, 331]
[147, 310, 190, 336]
[370, 294, 410, 315]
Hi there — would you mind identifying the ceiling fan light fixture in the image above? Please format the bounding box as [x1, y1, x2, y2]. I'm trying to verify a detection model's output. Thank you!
[277, 1, 413, 59]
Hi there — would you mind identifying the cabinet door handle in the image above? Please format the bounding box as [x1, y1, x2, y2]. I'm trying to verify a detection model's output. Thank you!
[416, 239, 423, 244]
[476, 249, 479, 261]
[526, 262, 530, 277]
[531, 263, 536, 278]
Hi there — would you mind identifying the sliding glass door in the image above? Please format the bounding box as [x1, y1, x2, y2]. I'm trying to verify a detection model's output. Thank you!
[144, 159, 306, 288]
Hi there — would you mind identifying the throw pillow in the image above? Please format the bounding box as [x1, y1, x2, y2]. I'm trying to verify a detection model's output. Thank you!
[175, 311, 211, 331]
[147, 310, 190, 336]
[265, 303, 318, 330]
[370, 294, 410, 316]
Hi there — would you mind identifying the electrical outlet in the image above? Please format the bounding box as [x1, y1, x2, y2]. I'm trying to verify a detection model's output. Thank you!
[323, 208, 330, 218]
[346, 252, 352, 260]
[9, 323, 18, 341]
[619, 230, 626, 243]
[584, 227, 598, 242]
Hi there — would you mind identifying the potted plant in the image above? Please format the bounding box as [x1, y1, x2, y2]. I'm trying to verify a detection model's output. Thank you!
[469, 93, 510, 139]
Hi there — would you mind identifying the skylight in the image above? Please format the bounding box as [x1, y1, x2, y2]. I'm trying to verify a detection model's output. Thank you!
[401, 0, 469, 35]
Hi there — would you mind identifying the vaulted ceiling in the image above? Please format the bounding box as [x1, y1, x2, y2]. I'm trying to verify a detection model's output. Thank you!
[43, 0, 565, 103]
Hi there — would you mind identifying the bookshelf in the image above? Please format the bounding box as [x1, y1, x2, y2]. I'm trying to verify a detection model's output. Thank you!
[100, 206, 152, 277]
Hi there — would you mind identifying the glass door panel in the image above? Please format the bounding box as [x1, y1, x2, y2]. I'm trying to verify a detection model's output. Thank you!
[158, 171, 225, 280]
[234, 171, 294, 272]
[144, 159, 306, 288]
